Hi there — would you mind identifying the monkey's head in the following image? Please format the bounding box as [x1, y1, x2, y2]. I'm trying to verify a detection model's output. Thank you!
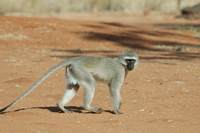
[118, 52, 139, 71]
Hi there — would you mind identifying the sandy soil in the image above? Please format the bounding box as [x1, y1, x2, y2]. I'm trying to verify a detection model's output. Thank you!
[0, 13, 200, 133]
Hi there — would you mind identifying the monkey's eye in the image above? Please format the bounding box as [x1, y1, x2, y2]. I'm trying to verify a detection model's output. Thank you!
[126, 59, 135, 63]
[131, 59, 136, 63]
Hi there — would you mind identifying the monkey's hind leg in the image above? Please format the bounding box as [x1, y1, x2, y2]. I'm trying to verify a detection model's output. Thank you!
[57, 84, 79, 113]
[81, 78, 103, 114]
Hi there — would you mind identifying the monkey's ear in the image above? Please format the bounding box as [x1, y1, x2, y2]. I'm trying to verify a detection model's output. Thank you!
[118, 58, 127, 66]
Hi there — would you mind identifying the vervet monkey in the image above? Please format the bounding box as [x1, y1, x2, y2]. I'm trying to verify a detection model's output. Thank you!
[0, 52, 139, 114]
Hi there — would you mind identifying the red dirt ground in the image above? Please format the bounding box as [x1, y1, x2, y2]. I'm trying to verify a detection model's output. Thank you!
[0, 13, 200, 133]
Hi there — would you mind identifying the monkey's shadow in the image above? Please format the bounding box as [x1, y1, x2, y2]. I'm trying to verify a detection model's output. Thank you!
[2, 106, 114, 114]
[22, 106, 84, 113]
[34, 106, 114, 114]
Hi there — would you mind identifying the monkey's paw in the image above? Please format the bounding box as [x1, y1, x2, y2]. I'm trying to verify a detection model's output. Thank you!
[113, 110, 123, 114]
[95, 108, 104, 114]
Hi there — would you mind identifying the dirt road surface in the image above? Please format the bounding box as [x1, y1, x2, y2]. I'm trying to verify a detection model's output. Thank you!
[0, 13, 200, 132]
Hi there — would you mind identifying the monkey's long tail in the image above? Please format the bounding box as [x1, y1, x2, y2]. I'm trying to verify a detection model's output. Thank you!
[0, 60, 71, 112]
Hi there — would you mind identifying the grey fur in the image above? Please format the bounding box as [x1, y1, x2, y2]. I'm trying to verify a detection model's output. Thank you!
[0, 52, 139, 114]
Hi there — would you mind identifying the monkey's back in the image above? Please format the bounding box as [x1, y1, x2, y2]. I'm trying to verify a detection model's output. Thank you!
[74, 56, 125, 83]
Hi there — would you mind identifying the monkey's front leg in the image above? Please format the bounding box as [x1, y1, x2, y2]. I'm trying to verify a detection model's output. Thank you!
[109, 84, 123, 114]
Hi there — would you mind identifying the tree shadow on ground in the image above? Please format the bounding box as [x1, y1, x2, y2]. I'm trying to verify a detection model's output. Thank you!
[51, 21, 200, 61]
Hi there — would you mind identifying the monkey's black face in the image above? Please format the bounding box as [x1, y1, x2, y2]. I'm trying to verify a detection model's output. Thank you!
[126, 59, 136, 70]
